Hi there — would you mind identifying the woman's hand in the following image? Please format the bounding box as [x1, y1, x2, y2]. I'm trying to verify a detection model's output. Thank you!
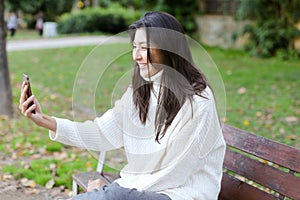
[87, 179, 106, 192]
[19, 81, 57, 132]
[19, 81, 43, 123]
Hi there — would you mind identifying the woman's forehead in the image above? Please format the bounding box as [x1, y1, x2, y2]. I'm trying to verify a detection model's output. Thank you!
[133, 28, 159, 48]
[133, 28, 147, 44]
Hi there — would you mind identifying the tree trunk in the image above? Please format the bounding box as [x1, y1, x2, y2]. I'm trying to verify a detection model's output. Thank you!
[0, 0, 13, 117]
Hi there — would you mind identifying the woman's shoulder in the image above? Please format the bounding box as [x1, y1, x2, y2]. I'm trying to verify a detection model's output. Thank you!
[193, 86, 214, 104]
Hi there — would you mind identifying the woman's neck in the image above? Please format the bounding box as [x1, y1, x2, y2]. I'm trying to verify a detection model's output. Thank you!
[142, 70, 163, 83]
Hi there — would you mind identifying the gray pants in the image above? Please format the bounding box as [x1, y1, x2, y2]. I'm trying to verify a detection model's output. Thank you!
[72, 183, 171, 200]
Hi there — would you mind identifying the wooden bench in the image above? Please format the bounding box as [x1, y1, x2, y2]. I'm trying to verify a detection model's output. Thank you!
[72, 124, 300, 199]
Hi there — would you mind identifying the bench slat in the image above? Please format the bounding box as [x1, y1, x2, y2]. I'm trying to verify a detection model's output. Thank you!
[224, 149, 300, 199]
[218, 173, 277, 200]
[223, 124, 300, 173]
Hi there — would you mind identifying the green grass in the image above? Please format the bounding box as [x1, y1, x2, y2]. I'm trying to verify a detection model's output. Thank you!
[1, 42, 299, 190]
[6, 29, 41, 40]
[208, 47, 300, 146]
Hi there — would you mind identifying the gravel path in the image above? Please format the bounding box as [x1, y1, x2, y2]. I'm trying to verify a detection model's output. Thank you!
[7, 35, 128, 51]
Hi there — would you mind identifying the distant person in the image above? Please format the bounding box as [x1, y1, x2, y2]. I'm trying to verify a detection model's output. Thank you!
[35, 13, 44, 36]
[7, 12, 18, 37]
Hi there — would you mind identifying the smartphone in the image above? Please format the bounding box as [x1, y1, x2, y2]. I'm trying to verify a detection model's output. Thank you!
[22, 74, 35, 114]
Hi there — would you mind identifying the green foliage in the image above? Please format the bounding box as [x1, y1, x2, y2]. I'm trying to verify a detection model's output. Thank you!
[153, 0, 199, 34]
[98, 0, 143, 9]
[5, 0, 73, 21]
[57, 4, 141, 34]
[95, 0, 200, 34]
[3, 159, 55, 186]
[46, 141, 64, 152]
[236, 0, 300, 59]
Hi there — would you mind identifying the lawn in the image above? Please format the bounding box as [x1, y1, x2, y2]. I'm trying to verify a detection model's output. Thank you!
[1, 41, 299, 190]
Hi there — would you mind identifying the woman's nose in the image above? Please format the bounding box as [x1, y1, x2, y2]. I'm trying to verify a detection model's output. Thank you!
[133, 49, 142, 61]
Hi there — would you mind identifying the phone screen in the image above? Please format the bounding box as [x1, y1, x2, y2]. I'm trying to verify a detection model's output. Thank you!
[23, 74, 35, 114]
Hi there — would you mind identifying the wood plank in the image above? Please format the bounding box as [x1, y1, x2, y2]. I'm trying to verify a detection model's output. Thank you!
[102, 172, 121, 183]
[223, 149, 300, 199]
[222, 124, 300, 173]
[218, 173, 277, 200]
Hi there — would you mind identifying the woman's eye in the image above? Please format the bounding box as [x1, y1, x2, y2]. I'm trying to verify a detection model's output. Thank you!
[132, 45, 147, 51]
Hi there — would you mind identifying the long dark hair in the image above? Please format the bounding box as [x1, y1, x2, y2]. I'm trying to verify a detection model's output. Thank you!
[129, 11, 207, 142]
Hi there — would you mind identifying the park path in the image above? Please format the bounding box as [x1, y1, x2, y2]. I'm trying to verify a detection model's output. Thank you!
[6, 35, 128, 51]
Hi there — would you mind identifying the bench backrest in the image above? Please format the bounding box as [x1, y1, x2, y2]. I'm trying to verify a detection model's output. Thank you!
[219, 124, 300, 200]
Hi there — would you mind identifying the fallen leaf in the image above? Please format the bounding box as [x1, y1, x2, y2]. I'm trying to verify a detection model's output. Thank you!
[50, 94, 57, 100]
[11, 152, 18, 160]
[85, 161, 92, 168]
[25, 188, 38, 195]
[24, 164, 31, 170]
[285, 116, 298, 122]
[49, 163, 56, 170]
[226, 70, 232, 75]
[286, 135, 297, 140]
[20, 178, 36, 188]
[2, 174, 13, 181]
[54, 152, 68, 160]
[45, 179, 55, 189]
[256, 112, 262, 117]
[237, 87, 246, 94]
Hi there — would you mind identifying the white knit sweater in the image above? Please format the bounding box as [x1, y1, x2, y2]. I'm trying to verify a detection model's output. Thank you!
[49, 76, 226, 200]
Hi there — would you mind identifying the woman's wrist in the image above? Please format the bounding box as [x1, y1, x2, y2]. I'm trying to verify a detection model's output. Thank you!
[36, 114, 57, 132]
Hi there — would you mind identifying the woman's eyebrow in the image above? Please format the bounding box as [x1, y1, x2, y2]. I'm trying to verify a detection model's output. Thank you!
[133, 41, 147, 45]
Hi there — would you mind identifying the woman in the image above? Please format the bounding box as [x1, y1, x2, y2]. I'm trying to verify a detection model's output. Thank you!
[20, 11, 226, 200]
[7, 11, 18, 37]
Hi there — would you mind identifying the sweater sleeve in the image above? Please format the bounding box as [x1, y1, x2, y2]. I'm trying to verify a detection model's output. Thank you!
[116, 88, 225, 193]
[49, 87, 132, 151]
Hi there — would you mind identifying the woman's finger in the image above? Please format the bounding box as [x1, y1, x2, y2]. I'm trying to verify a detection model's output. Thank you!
[19, 84, 28, 109]
[24, 103, 36, 117]
[87, 179, 103, 192]
[21, 95, 34, 114]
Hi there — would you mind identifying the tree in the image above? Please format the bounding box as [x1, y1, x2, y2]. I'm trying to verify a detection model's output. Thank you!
[237, 0, 300, 58]
[156, 0, 199, 34]
[6, 0, 73, 21]
[0, 0, 13, 117]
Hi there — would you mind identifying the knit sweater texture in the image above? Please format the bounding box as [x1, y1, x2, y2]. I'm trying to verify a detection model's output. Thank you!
[49, 76, 226, 200]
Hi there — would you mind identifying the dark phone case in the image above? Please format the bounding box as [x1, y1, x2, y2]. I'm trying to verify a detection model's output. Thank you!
[23, 74, 35, 114]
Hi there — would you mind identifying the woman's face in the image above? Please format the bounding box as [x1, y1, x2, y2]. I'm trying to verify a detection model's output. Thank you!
[132, 28, 162, 79]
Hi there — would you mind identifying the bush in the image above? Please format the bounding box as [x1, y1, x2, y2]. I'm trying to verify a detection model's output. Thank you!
[57, 4, 141, 34]
[236, 0, 300, 59]
[243, 20, 300, 58]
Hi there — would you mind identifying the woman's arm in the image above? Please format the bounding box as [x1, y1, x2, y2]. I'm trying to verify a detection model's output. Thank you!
[19, 81, 57, 132]
[20, 82, 130, 151]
